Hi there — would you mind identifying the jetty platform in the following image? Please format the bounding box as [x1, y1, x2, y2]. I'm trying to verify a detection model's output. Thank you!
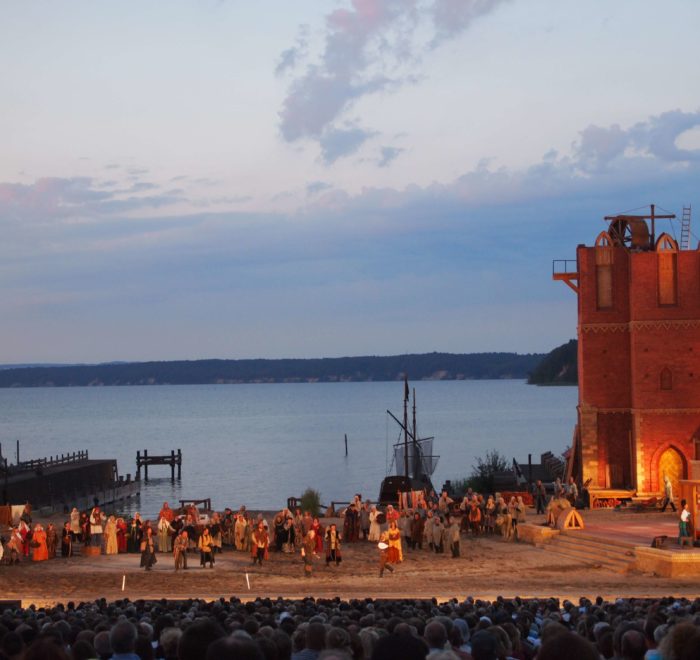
[1, 451, 139, 516]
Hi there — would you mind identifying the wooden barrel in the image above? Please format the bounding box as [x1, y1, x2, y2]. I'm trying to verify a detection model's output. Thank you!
[82, 545, 102, 557]
[376, 512, 386, 525]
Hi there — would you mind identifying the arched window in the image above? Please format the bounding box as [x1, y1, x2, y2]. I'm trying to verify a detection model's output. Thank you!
[656, 233, 678, 306]
[660, 367, 673, 391]
[595, 232, 614, 309]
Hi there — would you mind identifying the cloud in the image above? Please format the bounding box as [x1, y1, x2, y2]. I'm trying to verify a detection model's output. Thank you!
[378, 145, 404, 167]
[277, 0, 506, 162]
[306, 181, 333, 196]
[431, 0, 510, 46]
[275, 25, 309, 76]
[0, 176, 184, 226]
[633, 109, 700, 162]
[319, 125, 378, 163]
[573, 109, 700, 172]
[3, 108, 700, 362]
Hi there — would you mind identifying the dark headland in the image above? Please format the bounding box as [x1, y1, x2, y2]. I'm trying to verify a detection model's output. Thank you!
[0, 351, 547, 388]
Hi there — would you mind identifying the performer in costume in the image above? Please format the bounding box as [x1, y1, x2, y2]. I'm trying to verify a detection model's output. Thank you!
[31, 524, 48, 561]
[234, 512, 247, 551]
[158, 501, 175, 522]
[46, 523, 57, 559]
[386, 520, 403, 563]
[251, 522, 269, 566]
[311, 517, 324, 553]
[7, 527, 23, 564]
[679, 499, 693, 548]
[174, 530, 188, 570]
[116, 517, 128, 553]
[661, 475, 677, 512]
[61, 522, 72, 558]
[325, 523, 342, 566]
[104, 516, 118, 555]
[89, 506, 104, 549]
[127, 514, 143, 553]
[158, 516, 174, 553]
[410, 512, 424, 550]
[301, 529, 318, 577]
[198, 527, 214, 568]
[70, 507, 81, 543]
[378, 538, 394, 577]
[140, 526, 157, 571]
[209, 512, 222, 555]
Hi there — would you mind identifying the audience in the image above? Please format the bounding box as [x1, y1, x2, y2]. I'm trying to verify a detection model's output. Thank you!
[0, 595, 699, 659]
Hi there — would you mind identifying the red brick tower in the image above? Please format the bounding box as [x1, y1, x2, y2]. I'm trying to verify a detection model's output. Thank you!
[555, 205, 700, 499]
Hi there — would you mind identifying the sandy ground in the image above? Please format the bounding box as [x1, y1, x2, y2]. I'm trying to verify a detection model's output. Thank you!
[5, 510, 700, 607]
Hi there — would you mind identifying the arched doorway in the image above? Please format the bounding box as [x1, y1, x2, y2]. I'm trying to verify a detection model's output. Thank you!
[658, 447, 685, 498]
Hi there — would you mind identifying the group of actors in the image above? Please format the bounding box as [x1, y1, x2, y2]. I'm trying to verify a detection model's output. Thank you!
[18, 479, 696, 577]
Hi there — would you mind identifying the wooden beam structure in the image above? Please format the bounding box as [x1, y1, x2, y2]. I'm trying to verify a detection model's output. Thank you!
[136, 448, 182, 482]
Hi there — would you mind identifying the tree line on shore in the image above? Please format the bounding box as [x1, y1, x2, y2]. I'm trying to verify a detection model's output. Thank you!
[0, 352, 546, 388]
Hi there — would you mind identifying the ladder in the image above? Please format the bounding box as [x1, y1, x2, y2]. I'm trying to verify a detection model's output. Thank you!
[680, 205, 691, 250]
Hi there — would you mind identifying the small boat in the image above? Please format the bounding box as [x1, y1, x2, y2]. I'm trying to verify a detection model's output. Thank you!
[377, 377, 439, 505]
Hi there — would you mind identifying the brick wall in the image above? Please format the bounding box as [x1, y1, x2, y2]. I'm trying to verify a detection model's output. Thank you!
[573, 236, 700, 493]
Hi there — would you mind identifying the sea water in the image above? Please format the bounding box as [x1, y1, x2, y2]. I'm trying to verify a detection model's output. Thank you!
[0, 380, 577, 517]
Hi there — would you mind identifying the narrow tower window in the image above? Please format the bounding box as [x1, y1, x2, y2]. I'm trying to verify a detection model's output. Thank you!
[595, 232, 613, 309]
[657, 233, 678, 306]
[660, 368, 673, 391]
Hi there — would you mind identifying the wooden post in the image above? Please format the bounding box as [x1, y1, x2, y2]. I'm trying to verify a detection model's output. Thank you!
[170, 450, 175, 482]
[136, 451, 141, 480]
[344, 434, 348, 456]
[144, 449, 148, 481]
[177, 449, 182, 479]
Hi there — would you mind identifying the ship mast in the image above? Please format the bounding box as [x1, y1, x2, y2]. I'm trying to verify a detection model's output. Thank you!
[403, 376, 409, 478]
[412, 387, 419, 478]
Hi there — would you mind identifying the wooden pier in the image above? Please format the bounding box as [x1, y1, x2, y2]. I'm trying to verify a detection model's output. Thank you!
[179, 498, 211, 512]
[136, 449, 182, 482]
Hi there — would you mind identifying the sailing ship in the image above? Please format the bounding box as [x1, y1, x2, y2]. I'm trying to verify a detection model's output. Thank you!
[377, 377, 440, 505]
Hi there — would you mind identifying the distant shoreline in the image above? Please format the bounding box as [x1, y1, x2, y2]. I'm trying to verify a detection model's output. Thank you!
[0, 351, 544, 388]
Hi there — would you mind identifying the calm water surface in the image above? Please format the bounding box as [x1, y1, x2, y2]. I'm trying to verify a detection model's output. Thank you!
[0, 381, 577, 517]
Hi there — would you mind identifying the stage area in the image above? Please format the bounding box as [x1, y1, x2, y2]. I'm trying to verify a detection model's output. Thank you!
[4, 509, 700, 607]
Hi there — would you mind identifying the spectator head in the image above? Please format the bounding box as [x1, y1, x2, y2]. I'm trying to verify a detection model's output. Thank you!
[471, 630, 498, 660]
[621, 629, 646, 660]
[537, 631, 598, 660]
[660, 622, 699, 660]
[110, 621, 137, 654]
[326, 627, 351, 652]
[178, 618, 225, 660]
[1, 631, 24, 659]
[160, 627, 183, 659]
[271, 629, 292, 660]
[93, 630, 112, 660]
[358, 628, 379, 659]
[306, 622, 327, 651]
[318, 651, 353, 660]
[205, 637, 264, 660]
[597, 629, 614, 659]
[23, 638, 69, 660]
[370, 633, 428, 660]
[424, 621, 448, 650]
[135, 635, 155, 660]
[70, 639, 96, 660]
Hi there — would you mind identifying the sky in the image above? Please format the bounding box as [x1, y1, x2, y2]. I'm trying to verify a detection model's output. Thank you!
[1, 0, 700, 363]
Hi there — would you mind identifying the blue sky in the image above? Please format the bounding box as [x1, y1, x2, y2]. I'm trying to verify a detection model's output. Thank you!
[1, 0, 699, 363]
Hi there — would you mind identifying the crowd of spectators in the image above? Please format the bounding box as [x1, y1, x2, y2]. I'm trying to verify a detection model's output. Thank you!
[1, 595, 700, 660]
